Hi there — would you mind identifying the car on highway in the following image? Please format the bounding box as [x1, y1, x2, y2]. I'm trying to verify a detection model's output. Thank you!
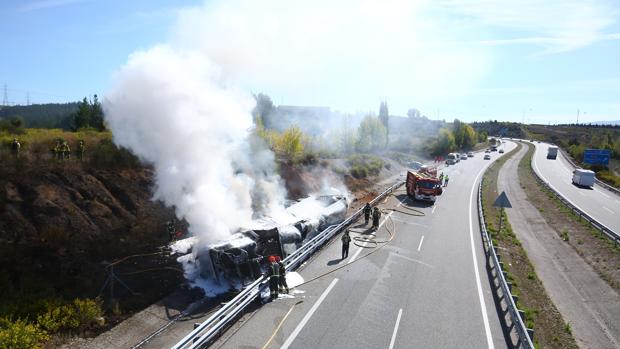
[485, 149, 491, 153]
[460, 153, 468, 160]
[499, 149, 505, 153]
[467, 152, 474, 157]
[484, 154, 491, 160]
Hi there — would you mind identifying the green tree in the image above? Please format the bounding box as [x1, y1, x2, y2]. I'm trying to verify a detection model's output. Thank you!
[275, 126, 305, 163]
[428, 128, 456, 156]
[73, 97, 91, 130]
[90, 94, 105, 131]
[356, 115, 387, 152]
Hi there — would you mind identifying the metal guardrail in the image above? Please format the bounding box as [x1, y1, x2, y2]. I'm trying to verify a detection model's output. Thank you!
[171, 180, 405, 349]
[477, 178, 535, 349]
[529, 149, 620, 244]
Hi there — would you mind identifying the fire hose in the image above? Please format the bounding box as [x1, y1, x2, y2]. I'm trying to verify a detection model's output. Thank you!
[253, 192, 426, 349]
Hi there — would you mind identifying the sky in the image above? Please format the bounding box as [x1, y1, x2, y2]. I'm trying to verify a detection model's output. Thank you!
[1, 0, 619, 124]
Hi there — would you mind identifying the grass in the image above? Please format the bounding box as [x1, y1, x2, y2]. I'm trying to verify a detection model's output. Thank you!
[481, 141, 579, 349]
[347, 154, 384, 179]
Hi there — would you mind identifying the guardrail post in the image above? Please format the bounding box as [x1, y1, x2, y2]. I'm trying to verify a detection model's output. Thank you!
[527, 328, 534, 341]
[193, 323, 201, 344]
[518, 309, 525, 321]
[507, 281, 513, 292]
[512, 295, 519, 305]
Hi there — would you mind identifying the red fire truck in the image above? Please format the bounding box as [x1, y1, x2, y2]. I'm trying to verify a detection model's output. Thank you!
[406, 169, 443, 203]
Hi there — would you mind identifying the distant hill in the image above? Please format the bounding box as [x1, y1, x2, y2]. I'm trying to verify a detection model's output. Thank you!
[471, 120, 526, 138]
[0, 102, 78, 129]
[591, 120, 620, 126]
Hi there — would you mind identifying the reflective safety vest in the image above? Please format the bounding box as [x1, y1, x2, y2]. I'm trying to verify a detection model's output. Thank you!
[270, 263, 280, 278]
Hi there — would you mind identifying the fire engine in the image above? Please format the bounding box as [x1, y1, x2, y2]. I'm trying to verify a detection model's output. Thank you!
[406, 169, 443, 203]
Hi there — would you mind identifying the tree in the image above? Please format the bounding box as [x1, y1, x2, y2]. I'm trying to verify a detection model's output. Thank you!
[90, 94, 105, 131]
[73, 97, 91, 130]
[252, 93, 276, 129]
[428, 128, 456, 156]
[356, 115, 387, 152]
[275, 126, 305, 163]
[379, 101, 389, 146]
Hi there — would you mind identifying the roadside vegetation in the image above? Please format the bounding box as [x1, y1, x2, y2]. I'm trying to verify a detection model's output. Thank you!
[518, 143, 620, 292]
[481, 142, 578, 349]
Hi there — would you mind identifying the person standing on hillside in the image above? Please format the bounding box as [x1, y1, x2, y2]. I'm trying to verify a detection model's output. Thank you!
[11, 138, 20, 157]
[77, 140, 85, 161]
[61, 141, 71, 160]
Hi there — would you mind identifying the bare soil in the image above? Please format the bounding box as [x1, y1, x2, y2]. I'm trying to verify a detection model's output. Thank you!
[517, 143, 620, 292]
[482, 142, 578, 349]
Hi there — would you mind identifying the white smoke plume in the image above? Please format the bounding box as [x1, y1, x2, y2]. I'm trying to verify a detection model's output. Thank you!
[104, 46, 286, 242]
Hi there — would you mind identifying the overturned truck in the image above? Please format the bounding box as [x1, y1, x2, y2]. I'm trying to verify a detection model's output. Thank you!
[175, 194, 348, 288]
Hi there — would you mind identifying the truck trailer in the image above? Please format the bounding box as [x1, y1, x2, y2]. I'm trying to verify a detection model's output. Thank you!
[572, 169, 595, 187]
[547, 146, 558, 159]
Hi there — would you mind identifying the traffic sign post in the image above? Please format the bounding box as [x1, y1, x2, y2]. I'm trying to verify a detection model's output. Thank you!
[493, 192, 512, 235]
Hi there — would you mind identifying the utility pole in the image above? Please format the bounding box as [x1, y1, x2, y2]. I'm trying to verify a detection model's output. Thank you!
[2, 84, 8, 106]
[577, 109, 580, 125]
[26, 91, 30, 106]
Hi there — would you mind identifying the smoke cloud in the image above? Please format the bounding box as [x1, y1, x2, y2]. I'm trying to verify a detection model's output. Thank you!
[104, 46, 286, 242]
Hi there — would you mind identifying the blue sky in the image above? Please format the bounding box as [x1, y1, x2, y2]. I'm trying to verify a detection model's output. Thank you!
[1, 0, 619, 124]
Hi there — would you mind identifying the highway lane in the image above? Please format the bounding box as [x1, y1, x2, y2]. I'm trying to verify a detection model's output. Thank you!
[211, 144, 516, 349]
[531, 141, 620, 235]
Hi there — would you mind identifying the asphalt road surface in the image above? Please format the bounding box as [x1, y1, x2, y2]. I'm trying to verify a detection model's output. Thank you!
[500, 143, 620, 349]
[209, 144, 517, 349]
[531, 141, 620, 234]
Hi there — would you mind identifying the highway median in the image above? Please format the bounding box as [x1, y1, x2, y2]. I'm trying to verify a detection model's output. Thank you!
[481, 142, 578, 349]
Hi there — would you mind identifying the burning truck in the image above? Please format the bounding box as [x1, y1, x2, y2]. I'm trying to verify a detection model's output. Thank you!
[172, 193, 348, 291]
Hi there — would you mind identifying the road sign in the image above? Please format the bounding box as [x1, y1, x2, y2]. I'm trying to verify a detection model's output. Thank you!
[493, 191, 512, 208]
[583, 149, 611, 165]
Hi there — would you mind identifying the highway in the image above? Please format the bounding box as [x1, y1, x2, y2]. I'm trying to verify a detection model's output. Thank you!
[531, 141, 620, 235]
[208, 144, 517, 349]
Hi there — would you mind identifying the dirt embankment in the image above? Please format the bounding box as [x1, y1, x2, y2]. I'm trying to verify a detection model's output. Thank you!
[0, 163, 182, 321]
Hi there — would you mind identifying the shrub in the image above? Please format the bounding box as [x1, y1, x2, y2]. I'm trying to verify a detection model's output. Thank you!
[89, 139, 140, 168]
[0, 318, 49, 349]
[36, 298, 103, 333]
[350, 166, 368, 179]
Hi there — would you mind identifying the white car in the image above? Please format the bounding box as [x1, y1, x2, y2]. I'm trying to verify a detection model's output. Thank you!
[460, 153, 468, 160]
[467, 152, 474, 157]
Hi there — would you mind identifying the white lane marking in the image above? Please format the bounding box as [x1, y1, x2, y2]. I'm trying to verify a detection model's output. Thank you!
[603, 206, 614, 214]
[577, 191, 586, 197]
[347, 243, 365, 265]
[469, 164, 495, 349]
[388, 308, 403, 349]
[594, 187, 610, 199]
[281, 278, 339, 349]
[431, 205, 437, 214]
[417, 236, 425, 252]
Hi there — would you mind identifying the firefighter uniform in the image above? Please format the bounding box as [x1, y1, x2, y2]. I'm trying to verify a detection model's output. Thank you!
[372, 208, 381, 230]
[363, 203, 372, 225]
[267, 257, 280, 300]
[276, 257, 289, 294]
[341, 230, 351, 259]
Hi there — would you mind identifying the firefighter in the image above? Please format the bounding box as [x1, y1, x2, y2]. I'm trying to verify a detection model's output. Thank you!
[363, 203, 372, 225]
[11, 138, 20, 157]
[439, 172, 444, 186]
[77, 140, 85, 161]
[341, 229, 351, 259]
[166, 219, 176, 242]
[275, 256, 289, 294]
[444, 174, 450, 187]
[61, 141, 71, 160]
[372, 207, 381, 230]
[266, 256, 280, 300]
[53, 140, 61, 160]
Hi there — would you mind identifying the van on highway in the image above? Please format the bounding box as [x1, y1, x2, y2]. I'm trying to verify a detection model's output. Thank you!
[446, 153, 458, 165]
[572, 169, 595, 187]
